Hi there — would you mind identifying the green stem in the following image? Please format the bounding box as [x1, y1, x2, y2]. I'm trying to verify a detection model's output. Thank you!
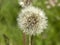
[29, 35, 31, 45]
[29, 35, 34, 45]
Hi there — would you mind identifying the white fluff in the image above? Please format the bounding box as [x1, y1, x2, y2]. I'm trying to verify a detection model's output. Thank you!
[17, 6, 48, 35]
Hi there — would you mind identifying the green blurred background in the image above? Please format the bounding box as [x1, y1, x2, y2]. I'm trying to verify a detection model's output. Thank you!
[0, 0, 60, 45]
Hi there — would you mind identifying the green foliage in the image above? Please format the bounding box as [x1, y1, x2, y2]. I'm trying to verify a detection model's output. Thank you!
[0, 0, 60, 45]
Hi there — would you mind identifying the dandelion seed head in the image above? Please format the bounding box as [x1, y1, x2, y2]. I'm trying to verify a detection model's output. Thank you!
[18, 0, 32, 7]
[45, 0, 59, 9]
[49, 0, 58, 6]
[17, 6, 48, 35]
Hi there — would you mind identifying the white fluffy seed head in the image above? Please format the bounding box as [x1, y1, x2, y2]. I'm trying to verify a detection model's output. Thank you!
[49, 0, 57, 6]
[18, 0, 32, 7]
[45, 0, 58, 9]
[17, 6, 48, 36]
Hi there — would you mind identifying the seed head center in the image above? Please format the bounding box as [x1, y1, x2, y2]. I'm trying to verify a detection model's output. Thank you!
[27, 15, 38, 28]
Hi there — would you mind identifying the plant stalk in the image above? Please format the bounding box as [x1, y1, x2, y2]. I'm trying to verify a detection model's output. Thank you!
[29, 35, 31, 45]
[29, 35, 34, 45]
[23, 33, 26, 45]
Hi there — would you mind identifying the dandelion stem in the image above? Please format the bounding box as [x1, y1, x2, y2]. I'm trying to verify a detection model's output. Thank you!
[29, 35, 34, 45]
[29, 35, 31, 45]
[23, 33, 26, 45]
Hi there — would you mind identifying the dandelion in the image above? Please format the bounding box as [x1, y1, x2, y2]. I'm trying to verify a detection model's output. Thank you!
[18, 0, 32, 7]
[18, 0, 48, 45]
[45, 0, 59, 9]
[17, 6, 48, 36]
[49, 0, 58, 6]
